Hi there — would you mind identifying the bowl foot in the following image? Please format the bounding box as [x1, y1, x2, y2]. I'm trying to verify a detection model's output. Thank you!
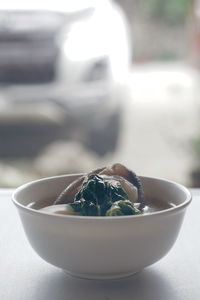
[62, 269, 138, 280]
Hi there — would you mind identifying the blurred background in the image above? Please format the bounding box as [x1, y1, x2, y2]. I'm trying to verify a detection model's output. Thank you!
[0, 0, 200, 188]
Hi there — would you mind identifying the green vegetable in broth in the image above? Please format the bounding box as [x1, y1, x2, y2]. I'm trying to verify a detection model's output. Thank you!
[106, 200, 141, 216]
[68, 174, 141, 216]
[54, 163, 145, 216]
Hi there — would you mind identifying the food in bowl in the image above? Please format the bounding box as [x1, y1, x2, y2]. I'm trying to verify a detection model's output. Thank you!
[12, 166, 192, 279]
[29, 163, 173, 217]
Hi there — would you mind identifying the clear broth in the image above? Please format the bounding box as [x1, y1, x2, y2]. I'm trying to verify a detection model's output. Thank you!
[28, 197, 175, 215]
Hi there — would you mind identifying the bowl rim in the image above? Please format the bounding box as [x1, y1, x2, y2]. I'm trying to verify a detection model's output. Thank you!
[12, 173, 192, 221]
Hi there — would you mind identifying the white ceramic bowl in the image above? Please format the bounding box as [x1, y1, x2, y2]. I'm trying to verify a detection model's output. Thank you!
[12, 174, 191, 280]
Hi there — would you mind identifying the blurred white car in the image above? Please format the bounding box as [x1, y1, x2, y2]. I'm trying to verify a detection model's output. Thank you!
[0, 0, 131, 157]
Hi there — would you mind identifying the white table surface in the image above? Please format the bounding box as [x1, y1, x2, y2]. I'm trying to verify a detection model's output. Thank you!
[1, 189, 200, 300]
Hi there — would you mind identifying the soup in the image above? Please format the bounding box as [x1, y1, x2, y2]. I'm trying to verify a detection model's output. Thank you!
[28, 196, 174, 215]
[27, 163, 175, 216]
